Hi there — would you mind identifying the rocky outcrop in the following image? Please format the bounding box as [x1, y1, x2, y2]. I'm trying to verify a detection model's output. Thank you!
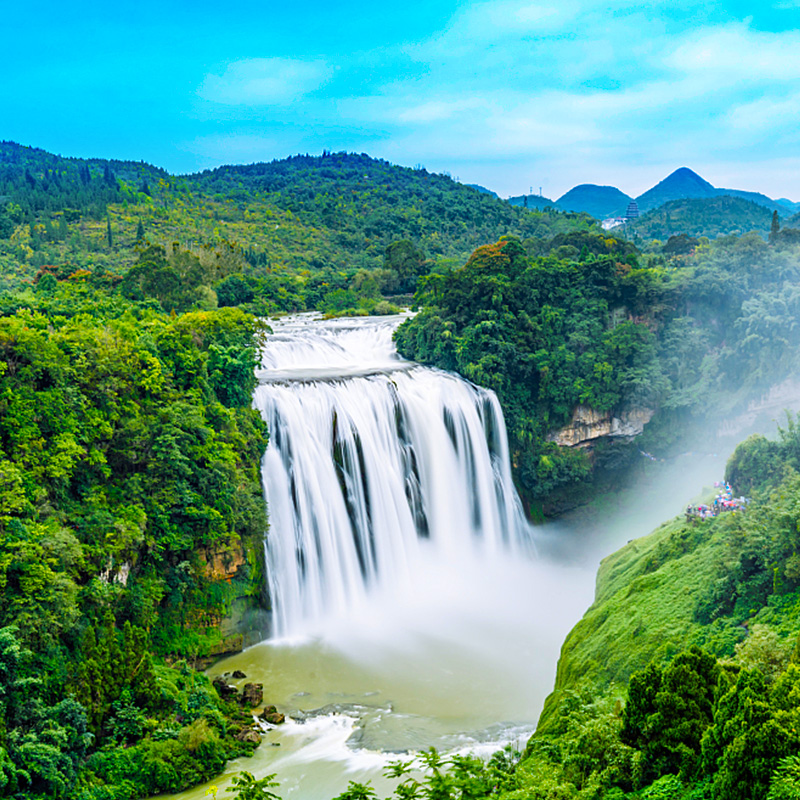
[260, 705, 286, 725]
[197, 542, 247, 582]
[241, 683, 264, 707]
[548, 405, 654, 448]
[190, 534, 270, 668]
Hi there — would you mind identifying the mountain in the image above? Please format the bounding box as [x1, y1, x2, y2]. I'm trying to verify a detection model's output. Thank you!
[508, 193, 557, 210]
[718, 188, 795, 214]
[555, 184, 633, 219]
[635, 167, 717, 213]
[633, 166, 796, 218]
[626, 195, 773, 240]
[0, 143, 596, 286]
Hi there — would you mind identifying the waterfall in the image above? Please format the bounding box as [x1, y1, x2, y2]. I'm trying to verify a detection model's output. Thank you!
[254, 315, 532, 638]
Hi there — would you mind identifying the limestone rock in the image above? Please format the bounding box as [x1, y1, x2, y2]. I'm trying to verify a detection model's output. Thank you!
[547, 405, 654, 448]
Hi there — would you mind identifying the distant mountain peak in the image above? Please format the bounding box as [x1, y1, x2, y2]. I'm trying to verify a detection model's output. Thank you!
[636, 167, 717, 212]
[555, 183, 632, 220]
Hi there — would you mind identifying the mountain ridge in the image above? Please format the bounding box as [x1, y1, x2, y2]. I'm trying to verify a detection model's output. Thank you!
[550, 166, 797, 219]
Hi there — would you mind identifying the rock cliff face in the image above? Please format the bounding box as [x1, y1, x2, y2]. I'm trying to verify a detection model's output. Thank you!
[548, 405, 654, 448]
[193, 536, 269, 667]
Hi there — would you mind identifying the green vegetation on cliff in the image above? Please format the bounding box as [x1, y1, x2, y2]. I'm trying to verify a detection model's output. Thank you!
[0, 275, 270, 798]
[395, 230, 800, 511]
[506, 417, 800, 799]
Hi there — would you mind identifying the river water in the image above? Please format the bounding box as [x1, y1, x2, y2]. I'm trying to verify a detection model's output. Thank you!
[167, 313, 763, 800]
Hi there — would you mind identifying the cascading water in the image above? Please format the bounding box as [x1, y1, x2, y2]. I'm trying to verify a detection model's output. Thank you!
[254, 314, 532, 639]
[171, 314, 752, 800]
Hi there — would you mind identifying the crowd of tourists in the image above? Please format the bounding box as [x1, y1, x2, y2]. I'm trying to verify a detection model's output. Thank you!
[686, 481, 749, 521]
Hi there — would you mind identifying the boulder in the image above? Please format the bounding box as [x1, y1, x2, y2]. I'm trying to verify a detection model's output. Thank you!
[260, 705, 285, 725]
[232, 669, 247, 679]
[235, 728, 261, 744]
[212, 676, 238, 701]
[240, 683, 264, 707]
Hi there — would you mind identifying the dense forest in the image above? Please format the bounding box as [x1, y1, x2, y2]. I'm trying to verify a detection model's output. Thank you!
[0, 280, 273, 797]
[395, 226, 800, 513]
[0, 141, 595, 314]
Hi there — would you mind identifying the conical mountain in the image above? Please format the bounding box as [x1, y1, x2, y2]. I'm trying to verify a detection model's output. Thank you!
[635, 167, 717, 213]
[555, 184, 632, 219]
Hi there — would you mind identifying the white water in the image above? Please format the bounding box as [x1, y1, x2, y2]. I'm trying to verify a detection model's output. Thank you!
[167, 313, 747, 800]
[254, 314, 531, 639]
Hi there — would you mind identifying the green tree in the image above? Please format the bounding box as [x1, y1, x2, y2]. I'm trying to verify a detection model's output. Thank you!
[227, 771, 281, 800]
[622, 647, 719, 781]
[771, 210, 781, 244]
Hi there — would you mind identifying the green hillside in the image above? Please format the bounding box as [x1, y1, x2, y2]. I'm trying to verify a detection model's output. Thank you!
[0, 142, 596, 301]
[627, 194, 773, 240]
[506, 422, 800, 800]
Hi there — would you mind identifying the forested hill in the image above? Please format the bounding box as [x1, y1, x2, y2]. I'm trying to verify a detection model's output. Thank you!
[627, 195, 774, 240]
[0, 141, 595, 283]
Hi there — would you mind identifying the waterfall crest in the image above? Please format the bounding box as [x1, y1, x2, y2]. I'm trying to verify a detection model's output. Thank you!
[254, 315, 532, 638]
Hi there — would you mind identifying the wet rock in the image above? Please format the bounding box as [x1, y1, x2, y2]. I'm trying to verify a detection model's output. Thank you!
[260, 705, 286, 725]
[212, 676, 238, 701]
[236, 728, 261, 744]
[240, 683, 264, 707]
[232, 669, 247, 679]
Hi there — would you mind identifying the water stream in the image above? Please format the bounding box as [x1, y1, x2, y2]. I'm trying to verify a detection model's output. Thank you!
[167, 313, 760, 800]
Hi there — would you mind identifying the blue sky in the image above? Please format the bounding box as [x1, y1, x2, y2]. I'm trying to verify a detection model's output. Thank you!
[5, 0, 800, 199]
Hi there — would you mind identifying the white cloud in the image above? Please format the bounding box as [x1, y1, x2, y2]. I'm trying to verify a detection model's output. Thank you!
[666, 23, 800, 82]
[198, 58, 332, 105]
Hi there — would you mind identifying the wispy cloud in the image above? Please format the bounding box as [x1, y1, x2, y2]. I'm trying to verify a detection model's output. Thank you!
[198, 58, 332, 105]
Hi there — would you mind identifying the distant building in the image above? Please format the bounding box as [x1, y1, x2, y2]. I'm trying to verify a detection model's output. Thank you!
[625, 200, 640, 220]
[601, 217, 626, 231]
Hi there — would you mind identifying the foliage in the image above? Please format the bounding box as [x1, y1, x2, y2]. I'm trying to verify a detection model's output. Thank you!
[226, 771, 281, 800]
[512, 418, 800, 800]
[397, 223, 800, 510]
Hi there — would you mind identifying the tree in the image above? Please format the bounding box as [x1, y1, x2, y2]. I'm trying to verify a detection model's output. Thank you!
[622, 647, 719, 781]
[383, 240, 427, 294]
[136, 219, 145, 241]
[107, 215, 113, 247]
[226, 771, 281, 800]
[771, 210, 781, 243]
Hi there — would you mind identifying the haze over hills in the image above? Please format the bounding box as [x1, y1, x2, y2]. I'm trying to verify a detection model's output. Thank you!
[546, 166, 799, 220]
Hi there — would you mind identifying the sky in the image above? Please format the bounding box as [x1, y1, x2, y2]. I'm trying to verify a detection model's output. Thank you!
[5, 0, 800, 200]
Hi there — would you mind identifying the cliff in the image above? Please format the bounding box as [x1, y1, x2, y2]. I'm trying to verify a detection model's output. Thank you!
[547, 405, 655, 448]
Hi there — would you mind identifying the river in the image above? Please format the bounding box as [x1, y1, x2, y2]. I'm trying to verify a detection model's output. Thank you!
[166, 313, 769, 800]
